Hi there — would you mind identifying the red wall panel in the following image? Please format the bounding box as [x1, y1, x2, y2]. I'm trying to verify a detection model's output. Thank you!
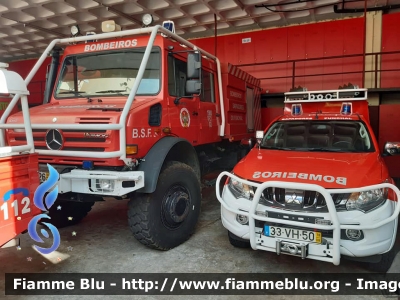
[5, 57, 51, 106]
[287, 26, 306, 61]
[192, 17, 365, 93]
[269, 28, 288, 62]
[254, 33, 270, 64]
[381, 13, 400, 88]
[382, 13, 400, 53]
[305, 23, 324, 59]
[342, 18, 364, 55]
[379, 104, 400, 178]
[324, 20, 344, 57]
[238, 32, 255, 65]
[261, 107, 283, 129]
[262, 78, 291, 94]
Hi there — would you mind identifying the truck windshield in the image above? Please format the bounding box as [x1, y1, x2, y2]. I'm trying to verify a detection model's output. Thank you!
[261, 121, 375, 153]
[54, 48, 161, 98]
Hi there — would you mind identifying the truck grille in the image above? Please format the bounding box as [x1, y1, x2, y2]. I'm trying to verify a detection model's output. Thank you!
[8, 117, 114, 153]
[259, 187, 350, 212]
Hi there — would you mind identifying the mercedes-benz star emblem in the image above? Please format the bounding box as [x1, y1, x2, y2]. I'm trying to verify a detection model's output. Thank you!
[45, 129, 63, 150]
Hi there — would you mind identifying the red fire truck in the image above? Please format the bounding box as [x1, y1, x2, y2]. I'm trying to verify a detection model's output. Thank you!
[0, 63, 41, 248]
[216, 87, 400, 272]
[4, 23, 261, 250]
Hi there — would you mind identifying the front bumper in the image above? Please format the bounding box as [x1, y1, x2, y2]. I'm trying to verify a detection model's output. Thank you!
[40, 164, 144, 197]
[216, 171, 400, 266]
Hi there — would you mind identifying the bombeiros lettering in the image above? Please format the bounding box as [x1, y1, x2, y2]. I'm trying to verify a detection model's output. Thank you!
[252, 171, 347, 185]
[84, 39, 138, 52]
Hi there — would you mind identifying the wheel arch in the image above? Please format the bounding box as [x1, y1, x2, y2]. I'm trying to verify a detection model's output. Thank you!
[137, 137, 200, 193]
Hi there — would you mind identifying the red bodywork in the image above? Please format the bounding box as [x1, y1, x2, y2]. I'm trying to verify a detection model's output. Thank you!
[6, 34, 262, 165]
[0, 153, 41, 247]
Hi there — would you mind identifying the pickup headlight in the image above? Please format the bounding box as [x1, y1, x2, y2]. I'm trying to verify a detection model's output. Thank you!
[228, 178, 254, 200]
[346, 189, 387, 212]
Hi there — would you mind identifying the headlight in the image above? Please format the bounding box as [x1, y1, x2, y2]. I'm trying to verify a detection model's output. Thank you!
[228, 178, 254, 200]
[94, 179, 115, 193]
[71, 25, 80, 36]
[346, 189, 387, 212]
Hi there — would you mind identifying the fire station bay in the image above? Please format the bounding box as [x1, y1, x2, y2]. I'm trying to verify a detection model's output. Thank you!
[1, 0, 400, 298]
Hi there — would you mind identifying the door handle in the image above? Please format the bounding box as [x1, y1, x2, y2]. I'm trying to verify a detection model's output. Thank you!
[192, 111, 198, 116]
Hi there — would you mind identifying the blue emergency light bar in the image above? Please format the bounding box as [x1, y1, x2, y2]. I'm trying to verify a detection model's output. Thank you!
[291, 104, 303, 116]
[83, 160, 94, 170]
[162, 20, 175, 33]
[341, 102, 352, 115]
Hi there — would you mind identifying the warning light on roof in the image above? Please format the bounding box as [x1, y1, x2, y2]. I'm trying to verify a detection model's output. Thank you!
[341, 102, 352, 115]
[291, 104, 302, 116]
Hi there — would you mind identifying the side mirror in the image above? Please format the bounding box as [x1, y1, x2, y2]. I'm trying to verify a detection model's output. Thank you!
[240, 138, 256, 149]
[186, 80, 201, 95]
[384, 142, 400, 156]
[256, 130, 264, 149]
[187, 52, 201, 79]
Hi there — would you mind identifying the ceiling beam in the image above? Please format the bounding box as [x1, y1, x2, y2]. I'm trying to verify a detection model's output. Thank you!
[91, 0, 142, 25]
[1, 16, 68, 38]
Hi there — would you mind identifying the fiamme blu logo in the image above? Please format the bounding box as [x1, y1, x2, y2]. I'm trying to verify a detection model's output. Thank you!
[27, 164, 61, 254]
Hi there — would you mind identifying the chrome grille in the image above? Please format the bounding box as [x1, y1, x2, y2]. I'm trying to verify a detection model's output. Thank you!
[259, 187, 347, 212]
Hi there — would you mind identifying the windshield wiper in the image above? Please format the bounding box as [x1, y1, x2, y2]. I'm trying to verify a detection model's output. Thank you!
[57, 91, 87, 96]
[260, 146, 293, 151]
[96, 90, 128, 95]
[306, 148, 352, 152]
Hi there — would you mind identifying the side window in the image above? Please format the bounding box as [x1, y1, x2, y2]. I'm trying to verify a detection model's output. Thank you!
[201, 70, 215, 103]
[168, 55, 187, 97]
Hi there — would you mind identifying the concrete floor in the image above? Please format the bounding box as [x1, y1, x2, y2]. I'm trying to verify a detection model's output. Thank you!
[1, 186, 399, 300]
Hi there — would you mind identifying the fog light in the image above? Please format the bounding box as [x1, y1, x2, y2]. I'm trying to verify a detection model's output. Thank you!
[236, 214, 248, 225]
[315, 218, 331, 225]
[95, 179, 115, 192]
[346, 229, 362, 240]
[255, 211, 268, 217]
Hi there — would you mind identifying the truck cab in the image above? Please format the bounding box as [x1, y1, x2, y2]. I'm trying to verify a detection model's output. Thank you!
[216, 87, 400, 272]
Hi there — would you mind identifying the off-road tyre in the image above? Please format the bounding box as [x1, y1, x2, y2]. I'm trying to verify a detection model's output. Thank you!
[228, 231, 251, 248]
[128, 161, 201, 250]
[367, 246, 397, 273]
[45, 201, 95, 228]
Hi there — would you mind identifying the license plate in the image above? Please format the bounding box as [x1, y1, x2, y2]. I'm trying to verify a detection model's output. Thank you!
[39, 172, 49, 183]
[264, 225, 322, 244]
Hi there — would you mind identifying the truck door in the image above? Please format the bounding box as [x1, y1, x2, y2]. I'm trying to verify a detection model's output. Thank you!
[167, 55, 199, 145]
[198, 69, 219, 144]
